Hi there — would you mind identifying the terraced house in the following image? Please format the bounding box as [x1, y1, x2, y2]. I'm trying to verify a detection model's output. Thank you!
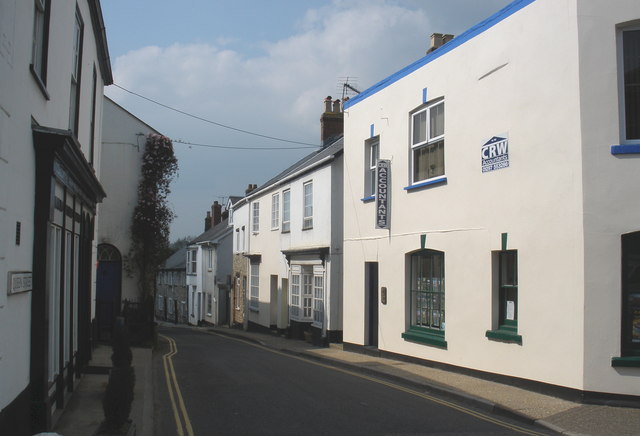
[0, 0, 112, 433]
[342, 0, 640, 401]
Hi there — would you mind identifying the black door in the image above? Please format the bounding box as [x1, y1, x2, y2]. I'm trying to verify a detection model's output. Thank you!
[366, 262, 379, 347]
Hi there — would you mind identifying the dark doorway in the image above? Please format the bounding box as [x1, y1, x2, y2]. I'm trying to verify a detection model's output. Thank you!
[96, 244, 122, 341]
[365, 262, 379, 347]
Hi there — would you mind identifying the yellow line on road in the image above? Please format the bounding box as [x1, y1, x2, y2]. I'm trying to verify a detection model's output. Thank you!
[209, 331, 546, 436]
[160, 334, 194, 436]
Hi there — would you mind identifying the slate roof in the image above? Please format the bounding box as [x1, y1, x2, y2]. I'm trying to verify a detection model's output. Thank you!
[189, 217, 231, 244]
[250, 135, 343, 198]
[161, 246, 186, 270]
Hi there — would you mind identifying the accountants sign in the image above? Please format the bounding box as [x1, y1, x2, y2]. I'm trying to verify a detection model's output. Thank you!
[482, 135, 509, 173]
[376, 159, 390, 229]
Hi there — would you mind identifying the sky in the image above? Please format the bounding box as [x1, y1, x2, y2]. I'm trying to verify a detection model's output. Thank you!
[101, 0, 513, 241]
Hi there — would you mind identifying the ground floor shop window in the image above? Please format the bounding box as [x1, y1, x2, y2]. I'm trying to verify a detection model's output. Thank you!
[250, 263, 259, 310]
[486, 250, 521, 344]
[613, 231, 640, 367]
[290, 264, 324, 324]
[402, 249, 446, 348]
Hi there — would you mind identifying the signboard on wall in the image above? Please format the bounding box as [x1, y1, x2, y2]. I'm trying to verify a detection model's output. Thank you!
[376, 159, 390, 229]
[481, 135, 509, 173]
[8, 271, 32, 295]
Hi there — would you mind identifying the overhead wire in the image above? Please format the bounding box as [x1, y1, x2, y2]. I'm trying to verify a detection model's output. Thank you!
[111, 83, 322, 148]
[171, 139, 318, 150]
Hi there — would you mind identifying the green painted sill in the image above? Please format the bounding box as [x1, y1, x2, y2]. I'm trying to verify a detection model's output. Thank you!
[402, 327, 447, 349]
[611, 356, 640, 368]
[486, 328, 522, 344]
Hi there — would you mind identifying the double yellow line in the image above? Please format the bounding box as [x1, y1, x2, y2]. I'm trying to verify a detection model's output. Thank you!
[160, 334, 194, 436]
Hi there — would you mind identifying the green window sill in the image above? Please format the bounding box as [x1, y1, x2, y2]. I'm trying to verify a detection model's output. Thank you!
[486, 328, 522, 344]
[611, 356, 640, 368]
[402, 327, 447, 349]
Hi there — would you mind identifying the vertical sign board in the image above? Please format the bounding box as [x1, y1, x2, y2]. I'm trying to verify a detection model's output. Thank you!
[376, 159, 390, 229]
[481, 135, 509, 173]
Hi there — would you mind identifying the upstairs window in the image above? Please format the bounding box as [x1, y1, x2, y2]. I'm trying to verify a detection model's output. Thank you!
[252, 202, 260, 233]
[271, 193, 280, 230]
[31, 0, 50, 85]
[303, 181, 313, 230]
[187, 249, 197, 274]
[282, 189, 291, 232]
[411, 100, 444, 184]
[621, 28, 640, 141]
[69, 9, 83, 137]
[364, 136, 379, 197]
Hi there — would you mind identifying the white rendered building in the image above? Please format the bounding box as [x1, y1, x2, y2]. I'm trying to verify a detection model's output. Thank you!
[342, 0, 640, 400]
[0, 0, 112, 432]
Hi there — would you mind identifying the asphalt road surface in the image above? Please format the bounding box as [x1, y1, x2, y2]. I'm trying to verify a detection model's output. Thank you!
[153, 326, 550, 436]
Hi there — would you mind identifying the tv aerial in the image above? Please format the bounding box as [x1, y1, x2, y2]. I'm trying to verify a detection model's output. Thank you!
[337, 77, 361, 101]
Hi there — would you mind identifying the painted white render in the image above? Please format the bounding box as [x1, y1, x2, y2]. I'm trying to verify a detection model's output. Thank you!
[0, 0, 112, 430]
[342, 0, 640, 397]
[237, 137, 344, 343]
[98, 97, 160, 302]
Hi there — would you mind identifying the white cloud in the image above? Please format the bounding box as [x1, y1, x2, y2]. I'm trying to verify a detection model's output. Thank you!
[105, 0, 504, 239]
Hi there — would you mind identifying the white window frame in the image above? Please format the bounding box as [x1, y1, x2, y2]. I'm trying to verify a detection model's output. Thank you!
[312, 266, 324, 325]
[187, 248, 197, 275]
[31, 0, 48, 81]
[290, 266, 301, 319]
[69, 9, 82, 136]
[365, 136, 380, 197]
[252, 202, 260, 233]
[282, 189, 291, 233]
[271, 193, 280, 230]
[619, 26, 640, 143]
[410, 99, 445, 185]
[303, 181, 313, 230]
[250, 263, 259, 310]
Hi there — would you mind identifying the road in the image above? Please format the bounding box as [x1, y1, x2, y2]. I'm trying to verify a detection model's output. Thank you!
[153, 326, 550, 436]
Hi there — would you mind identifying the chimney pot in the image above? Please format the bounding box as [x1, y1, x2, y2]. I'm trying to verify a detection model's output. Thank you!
[324, 96, 332, 113]
[320, 96, 344, 146]
[428, 33, 454, 54]
[332, 99, 341, 113]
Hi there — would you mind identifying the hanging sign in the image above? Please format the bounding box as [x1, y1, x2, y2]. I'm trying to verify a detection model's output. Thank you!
[482, 135, 509, 173]
[376, 159, 390, 229]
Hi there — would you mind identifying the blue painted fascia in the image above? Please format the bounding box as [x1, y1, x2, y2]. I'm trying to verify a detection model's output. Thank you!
[343, 0, 538, 110]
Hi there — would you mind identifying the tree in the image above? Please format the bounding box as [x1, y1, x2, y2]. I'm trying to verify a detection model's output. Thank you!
[129, 134, 178, 304]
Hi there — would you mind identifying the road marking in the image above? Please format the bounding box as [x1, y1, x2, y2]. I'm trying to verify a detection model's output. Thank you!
[209, 331, 546, 436]
[160, 334, 194, 436]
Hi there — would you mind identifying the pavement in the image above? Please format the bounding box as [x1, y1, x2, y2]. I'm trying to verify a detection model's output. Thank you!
[52, 322, 640, 436]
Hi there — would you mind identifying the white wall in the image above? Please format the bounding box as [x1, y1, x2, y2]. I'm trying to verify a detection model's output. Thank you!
[99, 97, 159, 301]
[0, 0, 109, 413]
[344, 0, 592, 391]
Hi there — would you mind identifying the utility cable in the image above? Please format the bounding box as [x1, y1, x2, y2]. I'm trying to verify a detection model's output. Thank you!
[111, 83, 321, 147]
[172, 139, 318, 150]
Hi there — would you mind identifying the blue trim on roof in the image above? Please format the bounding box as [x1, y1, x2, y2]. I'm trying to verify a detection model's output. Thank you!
[611, 144, 640, 155]
[343, 0, 537, 110]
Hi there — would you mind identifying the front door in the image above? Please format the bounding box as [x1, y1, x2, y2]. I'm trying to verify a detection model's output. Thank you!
[365, 262, 379, 347]
[96, 244, 122, 341]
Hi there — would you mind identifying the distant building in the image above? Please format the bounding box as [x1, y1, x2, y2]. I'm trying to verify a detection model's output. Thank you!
[186, 202, 233, 326]
[156, 246, 188, 324]
[342, 0, 640, 400]
[0, 0, 112, 433]
[232, 97, 344, 345]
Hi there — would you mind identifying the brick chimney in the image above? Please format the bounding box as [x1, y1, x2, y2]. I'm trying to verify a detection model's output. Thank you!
[320, 96, 343, 146]
[204, 211, 212, 231]
[245, 184, 257, 195]
[427, 33, 454, 54]
[212, 201, 222, 227]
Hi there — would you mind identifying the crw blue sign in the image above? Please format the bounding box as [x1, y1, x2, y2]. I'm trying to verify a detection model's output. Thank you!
[481, 136, 509, 173]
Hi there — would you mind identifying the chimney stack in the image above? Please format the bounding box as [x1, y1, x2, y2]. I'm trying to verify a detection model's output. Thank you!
[204, 211, 212, 231]
[320, 95, 344, 146]
[427, 33, 454, 54]
[245, 183, 257, 195]
[212, 201, 222, 227]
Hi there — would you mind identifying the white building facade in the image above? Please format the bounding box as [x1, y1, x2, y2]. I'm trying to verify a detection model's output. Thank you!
[234, 134, 344, 345]
[342, 0, 640, 399]
[187, 210, 233, 326]
[0, 0, 112, 433]
[97, 97, 161, 339]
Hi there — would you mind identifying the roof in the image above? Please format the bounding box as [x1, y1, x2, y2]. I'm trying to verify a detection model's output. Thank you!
[343, 0, 536, 109]
[161, 246, 186, 270]
[190, 218, 231, 244]
[239, 136, 343, 205]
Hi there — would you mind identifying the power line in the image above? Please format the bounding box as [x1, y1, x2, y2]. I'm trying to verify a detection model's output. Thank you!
[111, 83, 321, 147]
[172, 139, 317, 150]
